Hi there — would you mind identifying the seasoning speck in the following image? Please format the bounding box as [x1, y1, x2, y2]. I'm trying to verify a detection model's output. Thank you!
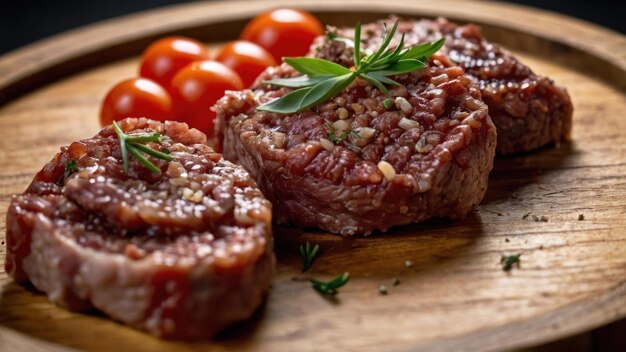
[522, 212, 531, 219]
[378, 285, 388, 295]
[532, 215, 539, 222]
[405, 260, 414, 268]
[578, 214, 585, 221]
[505, 238, 510, 243]
[540, 216, 549, 222]
[392, 277, 400, 286]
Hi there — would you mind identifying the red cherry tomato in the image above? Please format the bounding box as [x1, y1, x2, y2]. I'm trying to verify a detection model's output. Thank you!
[100, 78, 173, 126]
[241, 8, 324, 62]
[170, 61, 243, 135]
[139, 36, 210, 88]
[215, 41, 277, 87]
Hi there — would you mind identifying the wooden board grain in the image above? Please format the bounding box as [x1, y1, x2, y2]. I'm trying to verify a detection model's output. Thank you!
[0, 1, 625, 351]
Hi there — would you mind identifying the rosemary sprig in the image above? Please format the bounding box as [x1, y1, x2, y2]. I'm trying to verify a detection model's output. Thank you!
[311, 272, 350, 295]
[300, 241, 320, 272]
[259, 21, 444, 114]
[112, 121, 173, 174]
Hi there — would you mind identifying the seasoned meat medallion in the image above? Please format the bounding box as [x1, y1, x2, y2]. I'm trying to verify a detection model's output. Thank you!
[215, 55, 496, 235]
[5, 118, 274, 340]
[315, 18, 573, 154]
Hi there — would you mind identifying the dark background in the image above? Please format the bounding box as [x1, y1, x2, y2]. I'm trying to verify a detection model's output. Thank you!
[0, 0, 624, 55]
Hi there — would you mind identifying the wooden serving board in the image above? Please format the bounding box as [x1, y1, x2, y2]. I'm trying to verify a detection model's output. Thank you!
[1, 1, 625, 351]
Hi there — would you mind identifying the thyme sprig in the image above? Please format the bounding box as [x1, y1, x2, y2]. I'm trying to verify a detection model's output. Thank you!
[112, 121, 173, 174]
[311, 272, 350, 295]
[300, 241, 320, 272]
[259, 21, 445, 114]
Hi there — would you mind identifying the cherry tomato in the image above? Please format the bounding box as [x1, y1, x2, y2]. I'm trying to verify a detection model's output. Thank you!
[170, 61, 243, 135]
[215, 41, 277, 87]
[241, 8, 324, 62]
[100, 78, 173, 126]
[139, 36, 210, 88]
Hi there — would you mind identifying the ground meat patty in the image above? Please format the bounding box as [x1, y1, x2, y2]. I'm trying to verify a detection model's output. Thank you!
[314, 18, 573, 154]
[4, 118, 274, 340]
[215, 51, 496, 235]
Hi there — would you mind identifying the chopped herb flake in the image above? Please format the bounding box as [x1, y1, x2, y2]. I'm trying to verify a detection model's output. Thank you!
[383, 98, 392, 109]
[501, 253, 521, 271]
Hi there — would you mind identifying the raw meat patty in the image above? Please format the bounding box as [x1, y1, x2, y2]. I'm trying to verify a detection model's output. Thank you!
[5, 118, 274, 340]
[314, 18, 573, 154]
[215, 48, 496, 235]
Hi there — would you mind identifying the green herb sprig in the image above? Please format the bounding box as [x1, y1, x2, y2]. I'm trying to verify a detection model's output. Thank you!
[112, 121, 173, 174]
[300, 241, 320, 272]
[311, 272, 350, 295]
[259, 21, 444, 114]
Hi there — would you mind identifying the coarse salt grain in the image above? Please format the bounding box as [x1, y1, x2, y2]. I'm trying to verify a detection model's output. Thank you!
[377, 161, 396, 181]
[395, 97, 413, 113]
[351, 103, 364, 113]
[319, 138, 335, 151]
[430, 73, 449, 86]
[333, 119, 350, 131]
[416, 136, 433, 153]
[398, 117, 420, 131]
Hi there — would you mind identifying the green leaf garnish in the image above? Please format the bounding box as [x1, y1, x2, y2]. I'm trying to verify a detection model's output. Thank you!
[300, 241, 320, 272]
[112, 121, 174, 174]
[260, 20, 445, 114]
[311, 272, 350, 295]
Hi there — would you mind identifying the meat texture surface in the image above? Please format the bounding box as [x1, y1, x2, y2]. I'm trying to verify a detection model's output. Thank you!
[314, 18, 573, 154]
[215, 34, 497, 235]
[5, 118, 274, 340]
